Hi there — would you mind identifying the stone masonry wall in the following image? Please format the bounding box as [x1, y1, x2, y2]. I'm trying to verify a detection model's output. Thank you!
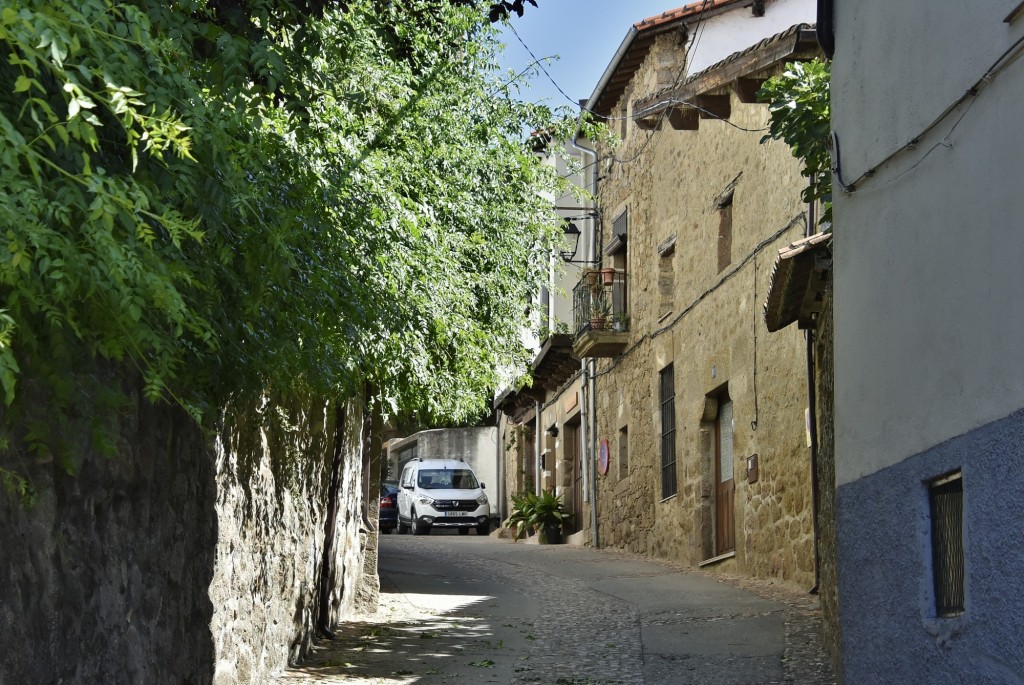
[587, 32, 816, 588]
[0, 369, 371, 684]
[814, 289, 841, 673]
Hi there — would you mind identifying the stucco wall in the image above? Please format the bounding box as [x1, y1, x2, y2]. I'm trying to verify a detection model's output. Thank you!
[836, 410, 1024, 684]
[832, 1, 1024, 485]
[687, 0, 813, 74]
[583, 31, 816, 586]
[0, 370, 371, 684]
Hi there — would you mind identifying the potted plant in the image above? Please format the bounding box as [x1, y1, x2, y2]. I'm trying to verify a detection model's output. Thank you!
[590, 294, 610, 330]
[531, 490, 572, 544]
[612, 313, 630, 332]
[507, 491, 572, 544]
[600, 266, 616, 286]
[584, 268, 600, 287]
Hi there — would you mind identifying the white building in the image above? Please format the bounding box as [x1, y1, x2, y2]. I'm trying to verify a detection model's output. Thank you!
[830, 0, 1024, 681]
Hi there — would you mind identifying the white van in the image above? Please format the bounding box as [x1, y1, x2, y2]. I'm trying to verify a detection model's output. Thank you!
[397, 458, 491, 536]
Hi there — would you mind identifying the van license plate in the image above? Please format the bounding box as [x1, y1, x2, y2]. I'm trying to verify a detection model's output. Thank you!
[444, 511, 462, 517]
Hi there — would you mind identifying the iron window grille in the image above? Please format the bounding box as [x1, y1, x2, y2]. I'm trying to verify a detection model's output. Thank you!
[929, 470, 965, 617]
[660, 365, 677, 499]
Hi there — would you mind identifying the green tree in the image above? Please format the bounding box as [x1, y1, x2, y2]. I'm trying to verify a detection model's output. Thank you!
[758, 59, 831, 224]
[0, 0, 588, 494]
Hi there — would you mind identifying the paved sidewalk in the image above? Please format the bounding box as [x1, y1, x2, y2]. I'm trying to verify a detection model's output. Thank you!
[274, 535, 836, 685]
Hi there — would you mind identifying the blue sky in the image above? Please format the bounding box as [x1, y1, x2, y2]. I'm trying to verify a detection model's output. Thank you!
[496, 1, 684, 109]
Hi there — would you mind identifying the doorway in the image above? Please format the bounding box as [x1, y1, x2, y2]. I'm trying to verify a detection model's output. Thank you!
[714, 395, 735, 554]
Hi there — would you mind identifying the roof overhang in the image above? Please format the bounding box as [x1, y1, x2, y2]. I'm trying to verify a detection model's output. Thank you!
[530, 334, 579, 393]
[493, 335, 578, 420]
[763, 230, 832, 332]
[585, 0, 745, 118]
[632, 24, 820, 129]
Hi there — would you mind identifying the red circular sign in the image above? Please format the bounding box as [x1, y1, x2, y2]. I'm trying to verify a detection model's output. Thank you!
[598, 438, 610, 475]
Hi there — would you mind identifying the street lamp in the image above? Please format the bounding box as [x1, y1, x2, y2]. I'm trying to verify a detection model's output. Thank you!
[560, 221, 581, 262]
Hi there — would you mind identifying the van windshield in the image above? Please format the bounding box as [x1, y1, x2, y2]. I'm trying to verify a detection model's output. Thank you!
[416, 469, 479, 490]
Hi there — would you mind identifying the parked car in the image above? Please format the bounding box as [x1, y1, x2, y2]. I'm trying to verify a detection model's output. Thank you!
[378, 481, 400, 533]
[396, 458, 490, 536]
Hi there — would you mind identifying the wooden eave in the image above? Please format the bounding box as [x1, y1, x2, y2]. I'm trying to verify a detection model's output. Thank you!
[530, 334, 579, 393]
[632, 23, 820, 129]
[763, 231, 832, 332]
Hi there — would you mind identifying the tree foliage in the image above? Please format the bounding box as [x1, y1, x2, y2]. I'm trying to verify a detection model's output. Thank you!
[758, 59, 831, 224]
[0, 0, 585, 484]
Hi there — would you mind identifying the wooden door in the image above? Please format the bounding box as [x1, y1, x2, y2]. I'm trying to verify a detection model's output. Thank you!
[715, 398, 735, 554]
[564, 422, 583, 532]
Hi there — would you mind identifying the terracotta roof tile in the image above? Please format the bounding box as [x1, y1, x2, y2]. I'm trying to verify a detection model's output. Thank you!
[634, 0, 744, 32]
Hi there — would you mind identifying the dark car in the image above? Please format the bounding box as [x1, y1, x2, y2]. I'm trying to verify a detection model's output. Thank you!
[378, 482, 400, 533]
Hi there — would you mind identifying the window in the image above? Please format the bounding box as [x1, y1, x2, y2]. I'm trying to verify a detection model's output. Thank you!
[659, 365, 677, 499]
[714, 175, 740, 273]
[717, 193, 733, 272]
[618, 426, 629, 479]
[658, 235, 676, 316]
[929, 470, 965, 617]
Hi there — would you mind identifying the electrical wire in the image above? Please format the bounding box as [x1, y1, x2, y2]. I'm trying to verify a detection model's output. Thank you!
[834, 31, 1024, 194]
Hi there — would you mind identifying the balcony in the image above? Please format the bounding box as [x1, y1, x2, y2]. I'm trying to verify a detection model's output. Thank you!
[572, 270, 629, 358]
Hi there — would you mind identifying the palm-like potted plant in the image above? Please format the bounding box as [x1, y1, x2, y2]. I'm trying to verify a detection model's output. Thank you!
[507, 491, 572, 544]
[590, 294, 610, 330]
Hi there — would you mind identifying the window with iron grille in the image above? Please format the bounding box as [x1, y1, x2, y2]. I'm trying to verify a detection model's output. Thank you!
[613, 208, 628, 239]
[929, 471, 965, 617]
[659, 365, 677, 499]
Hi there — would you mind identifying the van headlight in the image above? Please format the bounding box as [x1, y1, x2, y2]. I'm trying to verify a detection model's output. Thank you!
[476, 493, 488, 505]
[417, 495, 434, 506]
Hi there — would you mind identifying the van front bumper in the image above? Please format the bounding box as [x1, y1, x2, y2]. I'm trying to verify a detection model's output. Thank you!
[418, 513, 489, 528]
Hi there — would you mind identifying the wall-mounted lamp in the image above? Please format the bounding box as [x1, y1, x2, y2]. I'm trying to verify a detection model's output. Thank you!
[545, 425, 559, 438]
[558, 214, 599, 264]
[560, 221, 581, 263]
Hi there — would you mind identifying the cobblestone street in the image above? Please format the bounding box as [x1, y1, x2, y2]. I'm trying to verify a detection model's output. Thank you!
[275, 534, 836, 685]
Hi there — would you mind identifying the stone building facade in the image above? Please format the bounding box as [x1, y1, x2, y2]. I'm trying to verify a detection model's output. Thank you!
[570, 1, 820, 587]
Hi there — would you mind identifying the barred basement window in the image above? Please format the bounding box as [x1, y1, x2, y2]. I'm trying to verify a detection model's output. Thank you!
[929, 470, 965, 617]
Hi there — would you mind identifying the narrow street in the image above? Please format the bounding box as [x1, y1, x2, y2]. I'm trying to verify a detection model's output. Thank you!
[275, 534, 836, 685]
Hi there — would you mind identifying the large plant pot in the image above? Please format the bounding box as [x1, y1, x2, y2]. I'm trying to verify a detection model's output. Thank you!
[541, 524, 562, 545]
[600, 267, 616, 285]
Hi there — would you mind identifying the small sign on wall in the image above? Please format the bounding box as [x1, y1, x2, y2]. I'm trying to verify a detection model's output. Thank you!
[747, 454, 759, 484]
[598, 438, 610, 476]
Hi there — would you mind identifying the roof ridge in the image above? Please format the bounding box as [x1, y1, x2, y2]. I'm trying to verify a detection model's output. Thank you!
[633, 0, 744, 31]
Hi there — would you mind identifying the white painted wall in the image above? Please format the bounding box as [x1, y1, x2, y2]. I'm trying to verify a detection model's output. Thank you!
[686, 0, 814, 75]
[832, 0, 1024, 485]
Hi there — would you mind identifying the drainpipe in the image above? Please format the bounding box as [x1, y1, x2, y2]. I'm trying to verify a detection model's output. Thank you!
[806, 180, 821, 594]
[535, 400, 543, 496]
[571, 123, 601, 549]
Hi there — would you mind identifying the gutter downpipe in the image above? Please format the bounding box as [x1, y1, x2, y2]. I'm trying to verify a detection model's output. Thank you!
[571, 120, 600, 549]
[806, 179, 821, 594]
[570, 21, 635, 551]
[535, 400, 543, 496]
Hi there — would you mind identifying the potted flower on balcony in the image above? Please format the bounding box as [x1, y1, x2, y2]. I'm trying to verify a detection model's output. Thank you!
[590, 295, 610, 330]
[584, 267, 600, 287]
[612, 312, 630, 332]
[600, 266, 616, 286]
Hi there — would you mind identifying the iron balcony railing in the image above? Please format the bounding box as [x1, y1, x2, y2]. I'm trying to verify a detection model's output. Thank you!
[573, 270, 629, 337]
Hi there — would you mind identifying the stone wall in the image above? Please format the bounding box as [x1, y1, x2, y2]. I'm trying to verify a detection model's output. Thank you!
[0, 370, 372, 684]
[814, 290, 841, 673]
[586, 32, 816, 587]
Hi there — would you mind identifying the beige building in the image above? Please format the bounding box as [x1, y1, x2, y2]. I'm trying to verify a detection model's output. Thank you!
[502, 2, 823, 590]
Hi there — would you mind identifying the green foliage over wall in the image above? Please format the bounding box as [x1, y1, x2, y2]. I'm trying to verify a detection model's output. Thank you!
[0, 0, 592, 496]
[759, 59, 832, 224]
